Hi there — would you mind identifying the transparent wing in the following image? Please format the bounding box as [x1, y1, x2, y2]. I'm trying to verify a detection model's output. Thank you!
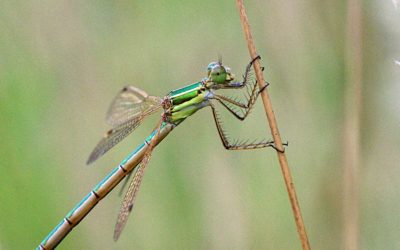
[113, 156, 150, 241]
[87, 118, 143, 164]
[113, 120, 163, 241]
[87, 86, 163, 164]
[106, 85, 163, 127]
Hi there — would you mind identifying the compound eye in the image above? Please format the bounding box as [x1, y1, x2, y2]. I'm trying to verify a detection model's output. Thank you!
[211, 66, 227, 84]
[212, 65, 220, 72]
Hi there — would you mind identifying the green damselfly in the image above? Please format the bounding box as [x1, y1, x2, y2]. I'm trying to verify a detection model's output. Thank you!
[37, 56, 282, 249]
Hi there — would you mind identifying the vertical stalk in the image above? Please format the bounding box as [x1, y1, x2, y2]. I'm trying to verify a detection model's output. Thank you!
[235, 1, 310, 249]
[343, 0, 362, 249]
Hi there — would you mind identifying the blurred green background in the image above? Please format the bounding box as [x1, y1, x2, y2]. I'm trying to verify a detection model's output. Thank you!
[1, 0, 399, 249]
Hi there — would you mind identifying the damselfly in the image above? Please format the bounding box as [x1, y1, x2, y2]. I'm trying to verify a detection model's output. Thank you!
[37, 56, 283, 249]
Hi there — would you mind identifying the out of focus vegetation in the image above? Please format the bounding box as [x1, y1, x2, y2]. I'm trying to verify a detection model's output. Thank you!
[1, 1, 399, 249]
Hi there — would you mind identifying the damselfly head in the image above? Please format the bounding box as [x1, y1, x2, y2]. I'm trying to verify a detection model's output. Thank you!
[206, 61, 235, 89]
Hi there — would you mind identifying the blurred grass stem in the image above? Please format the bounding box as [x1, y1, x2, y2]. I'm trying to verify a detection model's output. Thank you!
[343, 0, 362, 249]
[235, 1, 311, 249]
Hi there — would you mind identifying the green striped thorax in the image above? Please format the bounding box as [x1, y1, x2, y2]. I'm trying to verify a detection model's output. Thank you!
[204, 61, 235, 89]
[164, 61, 239, 124]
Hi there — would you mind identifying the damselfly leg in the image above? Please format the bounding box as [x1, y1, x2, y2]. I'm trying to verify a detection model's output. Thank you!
[214, 56, 269, 120]
[209, 102, 284, 151]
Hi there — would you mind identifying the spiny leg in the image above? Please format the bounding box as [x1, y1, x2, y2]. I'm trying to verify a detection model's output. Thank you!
[213, 79, 269, 121]
[213, 80, 267, 121]
[210, 102, 283, 151]
[228, 55, 262, 89]
[113, 119, 163, 241]
[215, 56, 269, 120]
[212, 96, 248, 121]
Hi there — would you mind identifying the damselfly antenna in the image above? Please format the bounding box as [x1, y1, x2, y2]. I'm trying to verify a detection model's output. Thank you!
[218, 54, 223, 65]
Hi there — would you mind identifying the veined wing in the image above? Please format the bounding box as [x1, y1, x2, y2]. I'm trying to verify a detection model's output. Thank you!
[113, 158, 148, 241]
[87, 118, 140, 164]
[113, 120, 162, 241]
[87, 86, 162, 164]
[106, 85, 163, 127]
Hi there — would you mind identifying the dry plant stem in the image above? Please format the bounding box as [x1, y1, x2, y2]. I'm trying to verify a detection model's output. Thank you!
[235, 1, 311, 249]
[343, 0, 362, 249]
